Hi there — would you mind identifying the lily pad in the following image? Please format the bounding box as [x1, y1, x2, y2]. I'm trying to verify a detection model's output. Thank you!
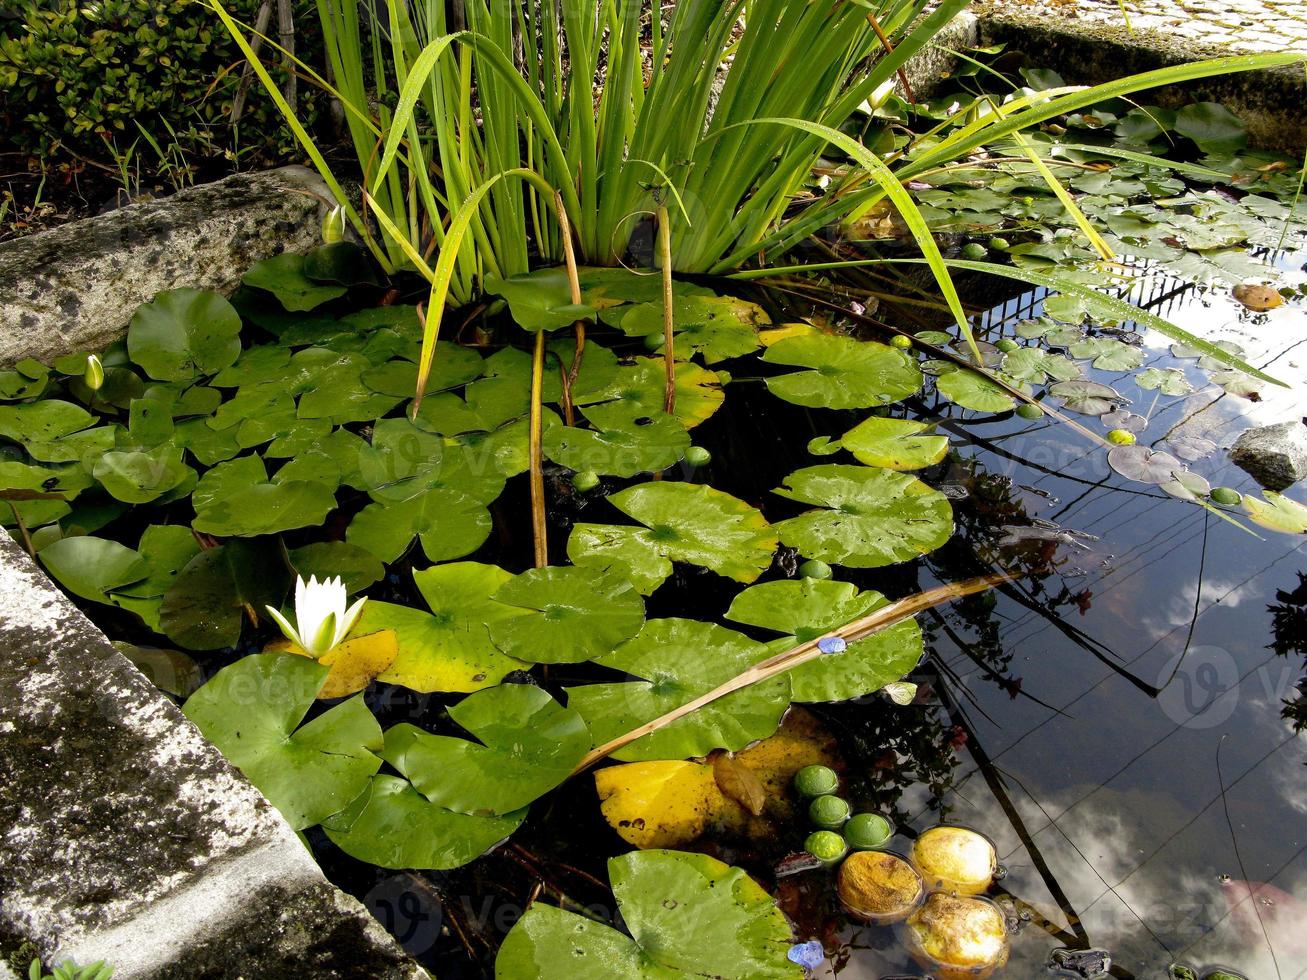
[353, 562, 530, 693]
[617, 293, 768, 363]
[1136, 367, 1193, 395]
[1175, 102, 1247, 154]
[1000, 348, 1082, 384]
[93, 443, 192, 504]
[725, 579, 923, 702]
[38, 535, 147, 603]
[347, 487, 492, 564]
[576, 358, 726, 430]
[1050, 380, 1124, 415]
[773, 464, 953, 568]
[109, 524, 204, 629]
[571, 482, 777, 586]
[566, 618, 790, 762]
[288, 542, 383, 595]
[545, 412, 690, 478]
[159, 540, 286, 649]
[127, 288, 242, 381]
[277, 630, 400, 698]
[488, 566, 645, 664]
[0, 399, 94, 445]
[935, 367, 1015, 412]
[1243, 492, 1307, 534]
[763, 334, 921, 409]
[1068, 338, 1145, 371]
[836, 416, 948, 471]
[1107, 445, 1186, 485]
[242, 253, 349, 311]
[383, 684, 591, 815]
[566, 524, 674, 595]
[323, 774, 525, 869]
[182, 653, 382, 829]
[496, 850, 800, 979]
[191, 454, 337, 537]
[486, 265, 669, 332]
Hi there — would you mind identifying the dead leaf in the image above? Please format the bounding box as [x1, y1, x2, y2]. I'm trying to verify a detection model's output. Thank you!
[268, 629, 399, 698]
[1233, 283, 1283, 312]
[711, 749, 767, 816]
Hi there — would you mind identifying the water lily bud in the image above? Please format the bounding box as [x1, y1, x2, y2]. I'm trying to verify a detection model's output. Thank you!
[1106, 428, 1136, 446]
[1016, 403, 1043, 420]
[905, 892, 1008, 980]
[805, 830, 848, 865]
[890, 335, 913, 350]
[990, 236, 1011, 250]
[1210, 487, 1241, 507]
[961, 243, 988, 260]
[838, 850, 923, 924]
[995, 338, 1020, 353]
[83, 354, 104, 392]
[794, 764, 838, 797]
[572, 470, 600, 492]
[844, 812, 893, 850]
[911, 825, 997, 895]
[809, 794, 850, 830]
[799, 559, 833, 579]
[684, 446, 712, 467]
[322, 205, 347, 243]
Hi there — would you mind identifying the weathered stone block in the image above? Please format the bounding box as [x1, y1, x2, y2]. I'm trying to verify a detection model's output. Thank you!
[1229, 419, 1307, 490]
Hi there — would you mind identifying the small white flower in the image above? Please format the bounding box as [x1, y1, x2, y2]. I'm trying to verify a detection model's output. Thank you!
[266, 575, 367, 657]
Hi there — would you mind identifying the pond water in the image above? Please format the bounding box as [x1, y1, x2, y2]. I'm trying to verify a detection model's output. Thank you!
[314, 248, 1307, 979]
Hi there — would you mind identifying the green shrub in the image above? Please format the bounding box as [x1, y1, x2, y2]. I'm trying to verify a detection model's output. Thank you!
[0, 0, 317, 170]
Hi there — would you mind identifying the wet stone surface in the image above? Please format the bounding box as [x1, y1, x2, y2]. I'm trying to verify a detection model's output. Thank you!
[0, 534, 424, 978]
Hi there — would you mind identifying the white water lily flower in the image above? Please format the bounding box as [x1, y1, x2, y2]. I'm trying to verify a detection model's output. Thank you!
[266, 575, 367, 657]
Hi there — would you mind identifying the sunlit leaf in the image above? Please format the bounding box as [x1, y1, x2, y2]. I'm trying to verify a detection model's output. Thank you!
[1243, 491, 1307, 534]
[127, 288, 243, 381]
[763, 334, 921, 409]
[488, 567, 645, 664]
[836, 416, 948, 471]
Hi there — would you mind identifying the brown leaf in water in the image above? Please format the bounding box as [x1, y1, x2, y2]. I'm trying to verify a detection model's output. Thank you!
[710, 749, 767, 815]
[1232, 283, 1283, 312]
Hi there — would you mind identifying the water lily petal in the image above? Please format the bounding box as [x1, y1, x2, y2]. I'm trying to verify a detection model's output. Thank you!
[338, 596, 368, 646]
[265, 604, 304, 650]
[307, 609, 338, 657]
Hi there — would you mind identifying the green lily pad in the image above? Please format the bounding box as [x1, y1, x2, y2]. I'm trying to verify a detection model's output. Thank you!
[93, 443, 192, 504]
[1242, 491, 1307, 534]
[773, 464, 953, 568]
[183, 653, 382, 829]
[1068, 338, 1145, 371]
[1136, 367, 1193, 395]
[323, 774, 525, 870]
[353, 562, 530, 693]
[496, 850, 800, 979]
[575, 358, 726, 430]
[383, 684, 591, 815]
[935, 366, 1015, 412]
[348, 488, 492, 564]
[358, 418, 509, 504]
[485, 266, 671, 332]
[565, 618, 789, 762]
[127, 288, 242, 381]
[0, 399, 94, 445]
[1175, 102, 1247, 155]
[176, 417, 242, 466]
[297, 353, 406, 424]
[0, 362, 49, 400]
[108, 525, 204, 629]
[617, 293, 768, 363]
[1050, 379, 1124, 415]
[1000, 347, 1082, 384]
[242, 253, 349, 311]
[725, 579, 923, 702]
[287, 542, 383, 595]
[544, 412, 690, 478]
[0, 460, 91, 528]
[566, 524, 674, 595]
[191, 454, 337, 537]
[836, 416, 948, 471]
[763, 334, 922, 409]
[159, 540, 287, 649]
[488, 566, 645, 665]
[361, 346, 485, 397]
[38, 535, 147, 603]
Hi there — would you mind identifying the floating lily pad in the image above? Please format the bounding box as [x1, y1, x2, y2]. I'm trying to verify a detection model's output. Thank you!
[297, 353, 406, 424]
[725, 579, 923, 702]
[935, 367, 1015, 412]
[1242, 491, 1307, 534]
[1175, 102, 1247, 154]
[127, 288, 242, 381]
[617, 293, 768, 363]
[353, 562, 530, 693]
[485, 265, 670, 331]
[763, 334, 921, 409]
[1136, 367, 1193, 395]
[575, 358, 725, 430]
[183, 653, 382, 829]
[1000, 348, 1082, 384]
[1107, 445, 1186, 485]
[287, 542, 383, 595]
[93, 443, 192, 504]
[276, 629, 400, 698]
[773, 465, 953, 568]
[383, 684, 591, 815]
[545, 412, 690, 478]
[488, 566, 645, 665]
[1049, 380, 1124, 415]
[496, 850, 800, 979]
[836, 416, 948, 471]
[1068, 338, 1145, 371]
[572, 482, 777, 585]
[566, 524, 674, 595]
[566, 618, 789, 762]
[323, 774, 525, 870]
[361, 346, 485, 397]
[191, 454, 337, 537]
[0, 399, 94, 445]
[159, 540, 286, 650]
[348, 487, 492, 564]
[38, 535, 147, 604]
[243, 253, 349, 311]
[109, 524, 203, 629]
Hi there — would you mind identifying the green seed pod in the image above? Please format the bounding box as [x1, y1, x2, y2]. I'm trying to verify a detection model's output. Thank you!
[794, 764, 839, 797]
[83, 354, 104, 392]
[643, 333, 665, 351]
[990, 237, 1011, 251]
[995, 338, 1020, 353]
[809, 794, 851, 830]
[572, 470, 600, 492]
[799, 559, 833, 580]
[960, 243, 988, 260]
[1106, 429, 1137, 446]
[1209, 487, 1242, 507]
[684, 446, 712, 467]
[1016, 403, 1043, 420]
[890, 335, 913, 350]
[805, 830, 848, 865]
[844, 812, 893, 850]
[321, 205, 347, 244]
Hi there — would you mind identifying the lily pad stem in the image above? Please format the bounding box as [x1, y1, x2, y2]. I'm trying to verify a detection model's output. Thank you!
[554, 191, 585, 426]
[529, 328, 548, 568]
[657, 204, 676, 414]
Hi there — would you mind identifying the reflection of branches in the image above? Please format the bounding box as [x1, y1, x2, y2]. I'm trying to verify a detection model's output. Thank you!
[1270, 573, 1307, 732]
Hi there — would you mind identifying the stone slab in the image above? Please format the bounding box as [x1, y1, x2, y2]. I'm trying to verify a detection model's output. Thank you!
[0, 167, 330, 368]
[0, 533, 425, 979]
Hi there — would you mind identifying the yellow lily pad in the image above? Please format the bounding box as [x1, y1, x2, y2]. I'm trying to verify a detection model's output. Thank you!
[270, 628, 399, 698]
